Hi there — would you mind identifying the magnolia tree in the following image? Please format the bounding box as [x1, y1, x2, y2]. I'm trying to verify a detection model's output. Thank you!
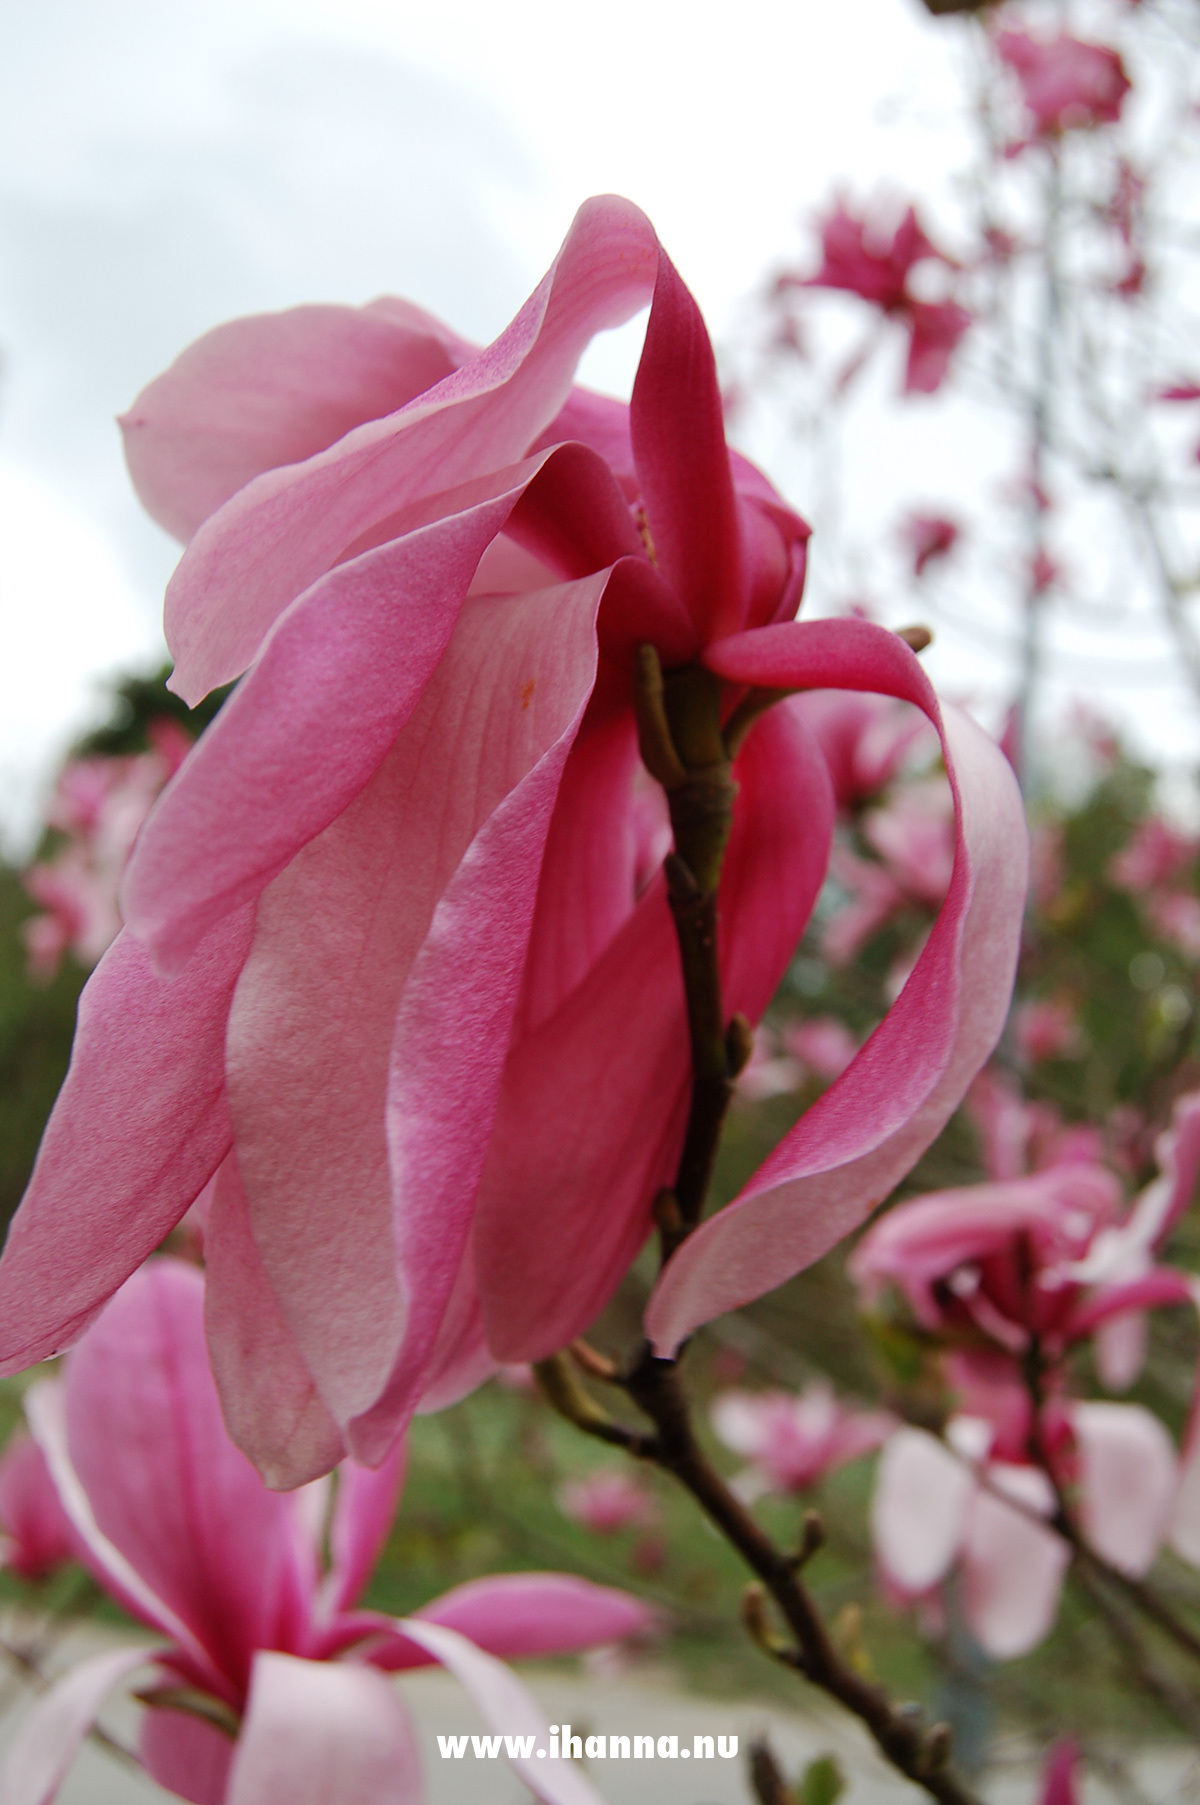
[1, 7, 1200, 1805]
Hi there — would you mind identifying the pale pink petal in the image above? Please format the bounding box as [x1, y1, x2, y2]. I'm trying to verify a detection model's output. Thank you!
[224, 575, 604, 1445]
[323, 1445, 407, 1619]
[1073, 1401, 1176, 1577]
[1169, 1417, 1200, 1567]
[121, 301, 467, 542]
[139, 1707, 235, 1805]
[0, 1429, 74, 1582]
[393, 1618, 609, 1805]
[225, 1653, 421, 1805]
[630, 251, 743, 642]
[1093, 1310, 1147, 1391]
[0, 913, 251, 1377]
[647, 621, 1027, 1351]
[25, 1381, 217, 1678]
[124, 465, 553, 975]
[0, 1645, 153, 1805]
[203, 1154, 345, 1492]
[476, 700, 834, 1360]
[164, 196, 659, 701]
[61, 1263, 308, 1696]
[413, 1241, 498, 1413]
[413, 1573, 652, 1657]
[961, 1465, 1069, 1658]
[871, 1429, 974, 1593]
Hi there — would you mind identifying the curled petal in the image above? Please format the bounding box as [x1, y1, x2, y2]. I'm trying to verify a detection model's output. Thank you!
[647, 619, 1027, 1351]
[225, 1653, 421, 1805]
[121, 300, 468, 543]
[414, 1573, 653, 1659]
[164, 195, 660, 701]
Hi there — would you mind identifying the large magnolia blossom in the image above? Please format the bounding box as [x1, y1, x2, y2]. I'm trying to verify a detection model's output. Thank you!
[0, 197, 1026, 1486]
[1, 1261, 649, 1805]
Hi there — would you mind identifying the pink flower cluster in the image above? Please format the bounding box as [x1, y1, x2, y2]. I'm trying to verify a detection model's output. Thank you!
[1109, 816, 1200, 960]
[20, 723, 192, 982]
[711, 1382, 892, 1501]
[995, 29, 1132, 147]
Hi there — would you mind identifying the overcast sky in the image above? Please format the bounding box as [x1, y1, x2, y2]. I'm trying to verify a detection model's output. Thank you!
[0, 0, 1194, 851]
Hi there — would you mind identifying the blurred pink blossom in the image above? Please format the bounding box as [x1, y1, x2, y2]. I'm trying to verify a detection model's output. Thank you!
[800, 201, 971, 394]
[558, 1470, 658, 1535]
[0, 1427, 74, 1583]
[794, 690, 934, 809]
[734, 1024, 802, 1102]
[862, 778, 955, 906]
[1109, 817, 1198, 893]
[996, 30, 1132, 142]
[0, 1260, 650, 1805]
[903, 513, 960, 579]
[711, 1383, 892, 1500]
[781, 1016, 860, 1082]
[1147, 892, 1200, 960]
[1013, 997, 1083, 1064]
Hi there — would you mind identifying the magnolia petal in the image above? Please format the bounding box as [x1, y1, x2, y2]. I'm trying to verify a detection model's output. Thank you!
[61, 1263, 307, 1697]
[961, 1466, 1069, 1659]
[203, 1155, 346, 1492]
[322, 1445, 407, 1620]
[224, 575, 603, 1443]
[393, 1618, 609, 1805]
[871, 1429, 973, 1593]
[164, 195, 660, 701]
[1073, 1401, 1176, 1577]
[647, 620, 1026, 1352]
[121, 300, 466, 543]
[139, 1706, 236, 1805]
[0, 913, 252, 1378]
[1170, 1425, 1200, 1568]
[630, 251, 743, 643]
[414, 1573, 653, 1658]
[125, 466, 553, 974]
[0, 1645, 153, 1805]
[225, 1653, 421, 1805]
[476, 701, 833, 1361]
[25, 1381, 217, 1681]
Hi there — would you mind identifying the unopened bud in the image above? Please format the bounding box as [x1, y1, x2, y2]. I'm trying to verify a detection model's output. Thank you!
[895, 624, 933, 653]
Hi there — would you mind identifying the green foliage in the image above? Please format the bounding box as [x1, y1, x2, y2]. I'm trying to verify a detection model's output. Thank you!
[796, 1754, 846, 1805]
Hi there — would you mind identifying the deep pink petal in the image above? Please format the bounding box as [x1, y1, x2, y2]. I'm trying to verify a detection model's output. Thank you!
[414, 1239, 499, 1413]
[391, 1618, 609, 1805]
[323, 1445, 407, 1619]
[1038, 1741, 1080, 1805]
[124, 465, 553, 975]
[414, 1573, 652, 1658]
[871, 1429, 972, 1592]
[646, 621, 1026, 1351]
[0, 912, 252, 1377]
[630, 252, 743, 642]
[121, 300, 467, 543]
[164, 196, 660, 702]
[224, 576, 604, 1443]
[1072, 1401, 1175, 1577]
[961, 1466, 1069, 1658]
[0, 1645, 153, 1805]
[61, 1262, 308, 1697]
[225, 1653, 421, 1805]
[140, 1706, 236, 1805]
[1067, 1267, 1196, 1339]
[0, 1428, 74, 1582]
[203, 1154, 346, 1492]
[476, 701, 833, 1360]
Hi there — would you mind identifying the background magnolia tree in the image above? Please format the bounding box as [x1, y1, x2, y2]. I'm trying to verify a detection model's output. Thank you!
[4, 3, 1200, 1804]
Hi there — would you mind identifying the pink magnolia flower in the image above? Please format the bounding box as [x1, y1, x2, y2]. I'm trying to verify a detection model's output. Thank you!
[903, 513, 960, 579]
[558, 1470, 658, 1534]
[780, 1016, 859, 1083]
[872, 1405, 1175, 1658]
[0, 198, 1026, 1489]
[862, 778, 955, 907]
[0, 1427, 73, 1583]
[852, 1095, 1200, 1392]
[1012, 997, 1083, 1065]
[21, 727, 193, 981]
[1108, 816, 1198, 893]
[802, 202, 971, 394]
[711, 1383, 892, 1500]
[995, 31, 1132, 142]
[0, 1260, 650, 1805]
[734, 1024, 802, 1102]
[1147, 891, 1200, 961]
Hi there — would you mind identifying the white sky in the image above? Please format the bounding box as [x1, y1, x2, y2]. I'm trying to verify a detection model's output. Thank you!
[0, 0, 1194, 850]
